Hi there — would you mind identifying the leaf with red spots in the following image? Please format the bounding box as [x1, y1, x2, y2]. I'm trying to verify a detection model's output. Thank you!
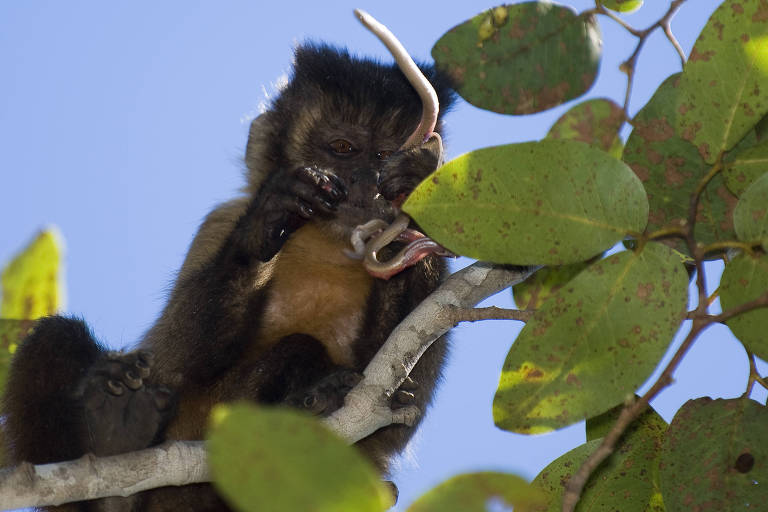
[208, 403, 389, 512]
[660, 397, 768, 510]
[723, 138, 768, 196]
[431, 3, 601, 115]
[734, 172, 768, 251]
[533, 405, 666, 511]
[403, 139, 648, 265]
[720, 252, 768, 360]
[623, 74, 739, 254]
[674, 0, 768, 164]
[547, 98, 625, 158]
[407, 472, 546, 512]
[493, 243, 687, 434]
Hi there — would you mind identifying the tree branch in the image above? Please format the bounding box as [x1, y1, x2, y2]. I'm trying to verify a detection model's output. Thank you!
[323, 262, 537, 442]
[0, 441, 208, 509]
[0, 263, 537, 508]
[444, 305, 534, 324]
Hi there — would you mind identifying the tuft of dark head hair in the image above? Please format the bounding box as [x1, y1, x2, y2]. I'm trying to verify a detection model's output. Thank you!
[272, 42, 456, 127]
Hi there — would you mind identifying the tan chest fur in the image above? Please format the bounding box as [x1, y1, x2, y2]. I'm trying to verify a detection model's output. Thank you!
[257, 222, 373, 367]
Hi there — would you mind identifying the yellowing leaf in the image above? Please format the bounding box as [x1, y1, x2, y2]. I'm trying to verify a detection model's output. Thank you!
[1, 228, 65, 319]
[493, 243, 687, 433]
[407, 472, 546, 512]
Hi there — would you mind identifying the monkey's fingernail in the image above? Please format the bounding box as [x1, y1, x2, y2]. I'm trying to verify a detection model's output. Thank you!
[107, 379, 125, 396]
[322, 200, 336, 211]
[124, 370, 142, 390]
[299, 204, 313, 218]
[394, 390, 415, 405]
[400, 376, 419, 391]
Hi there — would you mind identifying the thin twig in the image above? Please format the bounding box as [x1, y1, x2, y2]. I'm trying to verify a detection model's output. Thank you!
[709, 291, 768, 325]
[562, 153, 729, 512]
[592, 0, 688, 117]
[660, 0, 687, 66]
[745, 352, 768, 398]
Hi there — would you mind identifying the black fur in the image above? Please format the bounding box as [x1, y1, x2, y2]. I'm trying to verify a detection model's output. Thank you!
[3, 43, 455, 511]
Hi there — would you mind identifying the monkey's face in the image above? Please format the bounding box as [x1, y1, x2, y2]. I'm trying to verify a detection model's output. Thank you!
[248, 44, 453, 241]
[281, 102, 421, 237]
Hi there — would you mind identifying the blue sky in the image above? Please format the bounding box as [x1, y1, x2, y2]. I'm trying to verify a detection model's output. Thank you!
[1, 1, 762, 510]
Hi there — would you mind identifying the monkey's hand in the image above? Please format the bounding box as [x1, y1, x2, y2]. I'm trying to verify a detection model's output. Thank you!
[285, 368, 362, 417]
[377, 133, 442, 204]
[236, 166, 348, 262]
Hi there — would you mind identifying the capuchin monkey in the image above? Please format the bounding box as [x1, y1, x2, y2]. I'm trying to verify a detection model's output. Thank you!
[3, 43, 455, 511]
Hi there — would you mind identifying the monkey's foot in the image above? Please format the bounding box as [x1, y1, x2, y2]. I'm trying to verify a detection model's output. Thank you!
[287, 369, 362, 417]
[73, 350, 175, 456]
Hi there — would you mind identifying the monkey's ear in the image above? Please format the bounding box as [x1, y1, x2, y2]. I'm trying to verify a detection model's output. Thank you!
[245, 112, 279, 192]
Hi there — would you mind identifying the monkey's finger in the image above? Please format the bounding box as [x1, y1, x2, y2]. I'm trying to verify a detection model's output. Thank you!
[399, 376, 419, 391]
[393, 389, 415, 406]
[296, 166, 348, 201]
[290, 183, 340, 215]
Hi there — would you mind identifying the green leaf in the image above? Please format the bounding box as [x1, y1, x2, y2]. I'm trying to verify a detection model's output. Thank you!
[547, 98, 625, 158]
[207, 403, 389, 512]
[623, 74, 738, 253]
[533, 406, 666, 512]
[585, 400, 667, 443]
[512, 260, 594, 310]
[719, 252, 768, 360]
[493, 243, 687, 433]
[723, 139, 768, 196]
[660, 397, 768, 510]
[734, 172, 768, 251]
[406, 472, 546, 512]
[598, 0, 643, 13]
[403, 140, 648, 265]
[431, 3, 601, 115]
[1, 228, 65, 319]
[674, 0, 768, 163]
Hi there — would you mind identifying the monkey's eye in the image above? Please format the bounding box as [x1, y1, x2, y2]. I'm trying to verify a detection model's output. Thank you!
[329, 139, 355, 154]
[376, 150, 393, 160]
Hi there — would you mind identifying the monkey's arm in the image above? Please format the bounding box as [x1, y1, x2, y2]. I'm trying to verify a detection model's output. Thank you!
[141, 165, 348, 388]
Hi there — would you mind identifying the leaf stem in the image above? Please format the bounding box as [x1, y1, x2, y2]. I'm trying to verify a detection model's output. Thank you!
[701, 241, 758, 258]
